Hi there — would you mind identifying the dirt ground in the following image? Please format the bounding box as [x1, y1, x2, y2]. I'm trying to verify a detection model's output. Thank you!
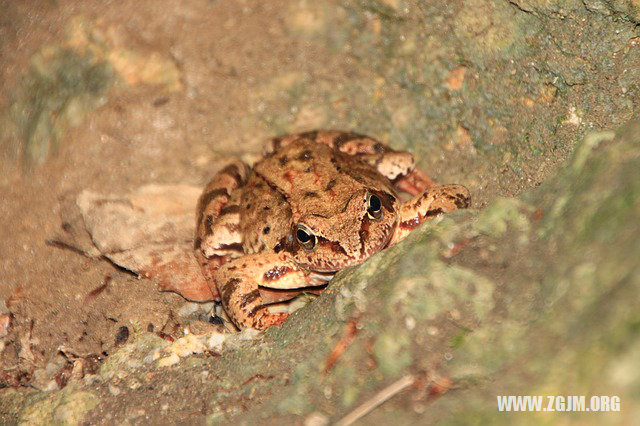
[1, 0, 638, 424]
[0, 0, 338, 371]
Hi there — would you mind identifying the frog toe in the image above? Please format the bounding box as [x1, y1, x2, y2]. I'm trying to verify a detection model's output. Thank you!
[253, 310, 290, 330]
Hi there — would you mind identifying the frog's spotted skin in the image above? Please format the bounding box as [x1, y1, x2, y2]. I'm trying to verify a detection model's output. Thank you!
[195, 130, 470, 330]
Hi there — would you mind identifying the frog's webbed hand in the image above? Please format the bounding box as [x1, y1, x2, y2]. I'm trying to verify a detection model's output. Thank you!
[390, 184, 471, 246]
[212, 253, 321, 330]
[194, 161, 249, 288]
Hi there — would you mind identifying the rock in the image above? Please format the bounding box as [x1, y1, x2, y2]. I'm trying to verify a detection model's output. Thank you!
[53, 184, 216, 302]
[224, 121, 640, 423]
[157, 353, 180, 368]
[20, 388, 99, 425]
[108, 383, 121, 396]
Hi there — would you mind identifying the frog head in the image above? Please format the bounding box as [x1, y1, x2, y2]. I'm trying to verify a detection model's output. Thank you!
[291, 188, 399, 272]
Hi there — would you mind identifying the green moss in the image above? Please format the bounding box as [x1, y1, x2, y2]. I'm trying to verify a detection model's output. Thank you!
[98, 332, 167, 379]
[453, 0, 538, 64]
[276, 383, 312, 415]
[473, 198, 531, 238]
[373, 332, 412, 377]
[20, 387, 99, 426]
[5, 48, 114, 166]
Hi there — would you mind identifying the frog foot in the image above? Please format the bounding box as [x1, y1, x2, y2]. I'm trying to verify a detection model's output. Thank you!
[390, 184, 471, 245]
[253, 311, 290, 330]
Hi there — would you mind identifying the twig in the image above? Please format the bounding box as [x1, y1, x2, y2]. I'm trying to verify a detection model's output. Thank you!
[336, 374, 416, 426]
[323, 319, 358, 373]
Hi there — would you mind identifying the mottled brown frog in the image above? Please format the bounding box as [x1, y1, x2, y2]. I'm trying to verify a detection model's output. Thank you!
[194, 130, 470, 330]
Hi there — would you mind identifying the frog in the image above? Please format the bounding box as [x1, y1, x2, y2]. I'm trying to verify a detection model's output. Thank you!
[194, 130, 470, 330]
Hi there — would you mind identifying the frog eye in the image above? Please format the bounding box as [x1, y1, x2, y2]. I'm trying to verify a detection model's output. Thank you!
[295, 224, 317, 251]
[366, 192, 383, 220]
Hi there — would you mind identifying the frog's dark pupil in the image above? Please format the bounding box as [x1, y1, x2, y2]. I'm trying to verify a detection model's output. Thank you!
[297, 229, 311, 242]
[368, 194, 381, 212]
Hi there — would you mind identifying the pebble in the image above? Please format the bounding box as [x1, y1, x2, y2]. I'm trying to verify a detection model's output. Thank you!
[177, 302, 200, 317]
[304, 412, 329, 426]
[108, 383, 121, 396]
[127, 359, 141, 369]
[157, 353, 180, 367]
[115, 326, 130, 346]
[207, 333, 226, 351]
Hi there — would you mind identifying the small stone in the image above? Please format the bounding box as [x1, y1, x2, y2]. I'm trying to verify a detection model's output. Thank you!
[238, 328, 261, 340]
[177, 302, 200, 317]
[207, 332, 227, 352]
[115, 326, 130, 346]
[157, 353, 180, 367]
[380, 0, 401, 9]
[127, 359, 141, 369]
[129, 408, 146, 419]
[405, 316, 416, 330]
[83, 374, 98, 386]
[0, 313, 11, 337]
[52, 391, 99, 424]
[44, 380, 60, 392]
[143, 349, 159, 364]
[189, 319, 221, 335]
[108, 383, 121, 396]
[304, 412, 329, 426]
[169, 333, 206, 357]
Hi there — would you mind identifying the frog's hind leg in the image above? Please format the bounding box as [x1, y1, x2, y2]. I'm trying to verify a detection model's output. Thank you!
[265, 130, 436, 195]
[212, 253, 316, 330]
[264, 130, 389, 159]
[356, 151, 437, 196]
[393, 168, 436, 196]
[390, 184, 471, 246]
[194, 161, 249, 296]
[310, 131, 437, 195]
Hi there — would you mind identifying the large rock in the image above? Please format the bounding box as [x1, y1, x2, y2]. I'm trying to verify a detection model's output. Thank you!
[219, 122, 639, 424]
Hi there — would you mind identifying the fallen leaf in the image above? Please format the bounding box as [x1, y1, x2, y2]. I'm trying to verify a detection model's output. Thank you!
[446, 66, 466, 91]
[0, 313, 11, 338]
[53, 184, 218, 301]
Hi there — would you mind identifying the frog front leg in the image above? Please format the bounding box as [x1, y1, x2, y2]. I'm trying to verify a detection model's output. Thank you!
[211, 252, 323, 330]
[390, 184, 471, 245]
